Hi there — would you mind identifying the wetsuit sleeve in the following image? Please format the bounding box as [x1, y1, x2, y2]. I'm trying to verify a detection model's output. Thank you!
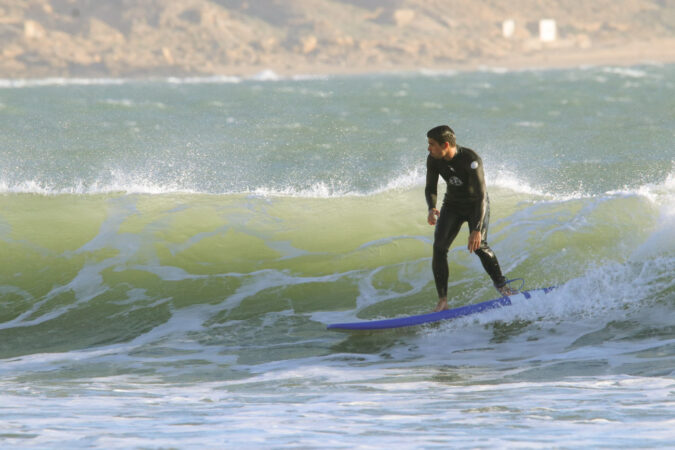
[425, 156, 439, 210]
[468, 157, 488, 231]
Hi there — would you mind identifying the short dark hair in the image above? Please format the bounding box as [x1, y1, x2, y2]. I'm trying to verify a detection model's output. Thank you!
[427, 125, 456, 147]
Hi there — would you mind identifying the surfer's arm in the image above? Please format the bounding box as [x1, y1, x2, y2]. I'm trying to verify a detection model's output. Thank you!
[467, 158, 488, 232]
[425, 156, 440, 225]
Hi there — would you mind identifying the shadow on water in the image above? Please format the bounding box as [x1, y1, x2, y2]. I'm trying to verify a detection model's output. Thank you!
[329, 327, 420, 355]
[489, 319, 534, 344]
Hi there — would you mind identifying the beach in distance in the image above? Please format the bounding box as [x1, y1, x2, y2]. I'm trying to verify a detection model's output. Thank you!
[1, 0, 675, 78]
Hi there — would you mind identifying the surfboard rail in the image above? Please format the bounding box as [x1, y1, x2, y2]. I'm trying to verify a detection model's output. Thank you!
[327, 287, 556, 331]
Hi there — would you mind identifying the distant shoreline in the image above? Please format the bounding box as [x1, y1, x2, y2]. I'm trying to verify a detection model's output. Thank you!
[2, 38, 674, 82]
[4, 0, 673, 81]
[251, 38, 675, 78]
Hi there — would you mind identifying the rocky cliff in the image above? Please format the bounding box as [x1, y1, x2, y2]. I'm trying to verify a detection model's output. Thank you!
[1, 0, 674, 78]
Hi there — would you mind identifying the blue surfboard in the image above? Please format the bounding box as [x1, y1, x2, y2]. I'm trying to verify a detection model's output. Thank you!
[327, 287, 556, 331]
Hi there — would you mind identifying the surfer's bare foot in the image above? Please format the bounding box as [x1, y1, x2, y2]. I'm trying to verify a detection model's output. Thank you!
[497, 285, 517, 297]
[433, 298, 448, 312]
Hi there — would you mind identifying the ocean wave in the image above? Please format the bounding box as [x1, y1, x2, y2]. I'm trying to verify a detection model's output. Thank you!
[418, 68, 460, 77]
[166, 75, 241, 84]
[248, 167, 427, 198]
[0, 77, 132, 88]
[608, 169, 675, 208]
[0, 173, 672, 363]
[0, 71, 295, 89]
[0, 64, 668, 90]
[601, 67, 650, 79]
[2, 168, 673, 203]
[0, 75, 243, 89]
[100, 98, 167, 109]
[0, 177, 199, 196]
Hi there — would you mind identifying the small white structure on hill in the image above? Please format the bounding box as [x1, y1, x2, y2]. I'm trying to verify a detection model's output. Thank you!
[539, 19, 557, 42]
[502, 19, 515, 38]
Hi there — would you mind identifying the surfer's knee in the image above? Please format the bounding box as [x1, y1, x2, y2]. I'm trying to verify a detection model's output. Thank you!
[432, 240, 450, 256]
[433, 228, 452, 254]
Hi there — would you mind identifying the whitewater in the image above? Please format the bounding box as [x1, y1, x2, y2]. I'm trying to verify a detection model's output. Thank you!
[0, 64, 673, 448]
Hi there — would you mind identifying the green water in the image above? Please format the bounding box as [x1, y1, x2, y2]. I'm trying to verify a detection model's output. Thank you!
[0, 65, 673, 447]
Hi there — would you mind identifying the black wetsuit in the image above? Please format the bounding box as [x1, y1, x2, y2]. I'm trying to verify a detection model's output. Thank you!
[425, 146, 507, 298]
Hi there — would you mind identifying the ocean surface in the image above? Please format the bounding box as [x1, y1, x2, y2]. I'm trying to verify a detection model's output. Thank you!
[1, 64, 673, 448]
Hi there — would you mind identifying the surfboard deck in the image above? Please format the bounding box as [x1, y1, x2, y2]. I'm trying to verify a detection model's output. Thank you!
[327, 287, 556, 331]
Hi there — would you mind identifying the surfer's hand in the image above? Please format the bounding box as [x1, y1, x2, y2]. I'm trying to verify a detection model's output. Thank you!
[427, 208, 440, 225]
[468, 230, 481, 253]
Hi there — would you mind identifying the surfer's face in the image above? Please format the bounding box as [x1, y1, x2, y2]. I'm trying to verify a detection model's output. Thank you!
[427, 138, 449, 159]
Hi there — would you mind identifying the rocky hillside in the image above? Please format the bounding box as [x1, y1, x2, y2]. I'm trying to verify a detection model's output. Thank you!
[1, 0, 674, 78]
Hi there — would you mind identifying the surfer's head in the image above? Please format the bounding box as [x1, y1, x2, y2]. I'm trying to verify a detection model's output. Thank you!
[427, 125, 456, 160]
[427, 125, 456, 148]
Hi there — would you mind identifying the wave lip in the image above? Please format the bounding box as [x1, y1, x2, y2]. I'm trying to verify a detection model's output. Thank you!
[0, 177, 198, 196]
[1, 167, 673, 201]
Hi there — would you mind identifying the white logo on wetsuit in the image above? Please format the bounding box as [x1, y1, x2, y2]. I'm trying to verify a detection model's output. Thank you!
[448, 176, 463, 186]
[470, 161, 479, 169]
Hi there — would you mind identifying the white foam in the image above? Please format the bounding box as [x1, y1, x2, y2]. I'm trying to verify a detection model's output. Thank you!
[373, 167, 425, 194]
[2, 165, 672, 203]
[291, 73, 332, 81]
[0, 172, 199, 196]
[166, 75, 241, 84]
[247, 166, 425, 199]
[250, 69, 282, 81]
[629, 172, 675, 259]
[602, 67, 649, 78]
[1, 371, 672, 448]
[248, 182, 348, 199]
[0, 77, 130, 88]
[478, 66, 511, 74]
[0, 75, 243, 89]
[100, 98, 167, 108]
[418, 68, 459, 77]
[608, 168, 675, 206]
[515, 121, 544, 128]
[488, 168, 547, 197]
[102, 98, 135, 107]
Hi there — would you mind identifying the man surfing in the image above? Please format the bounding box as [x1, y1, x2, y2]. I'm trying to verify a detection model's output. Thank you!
[425, 125, 515, 312]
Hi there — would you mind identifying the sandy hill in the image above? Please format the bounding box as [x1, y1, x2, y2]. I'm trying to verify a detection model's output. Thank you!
[1, 0, 674, 78]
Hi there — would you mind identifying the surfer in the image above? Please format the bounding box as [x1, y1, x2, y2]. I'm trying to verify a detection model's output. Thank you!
[425, 125, 514, 312]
